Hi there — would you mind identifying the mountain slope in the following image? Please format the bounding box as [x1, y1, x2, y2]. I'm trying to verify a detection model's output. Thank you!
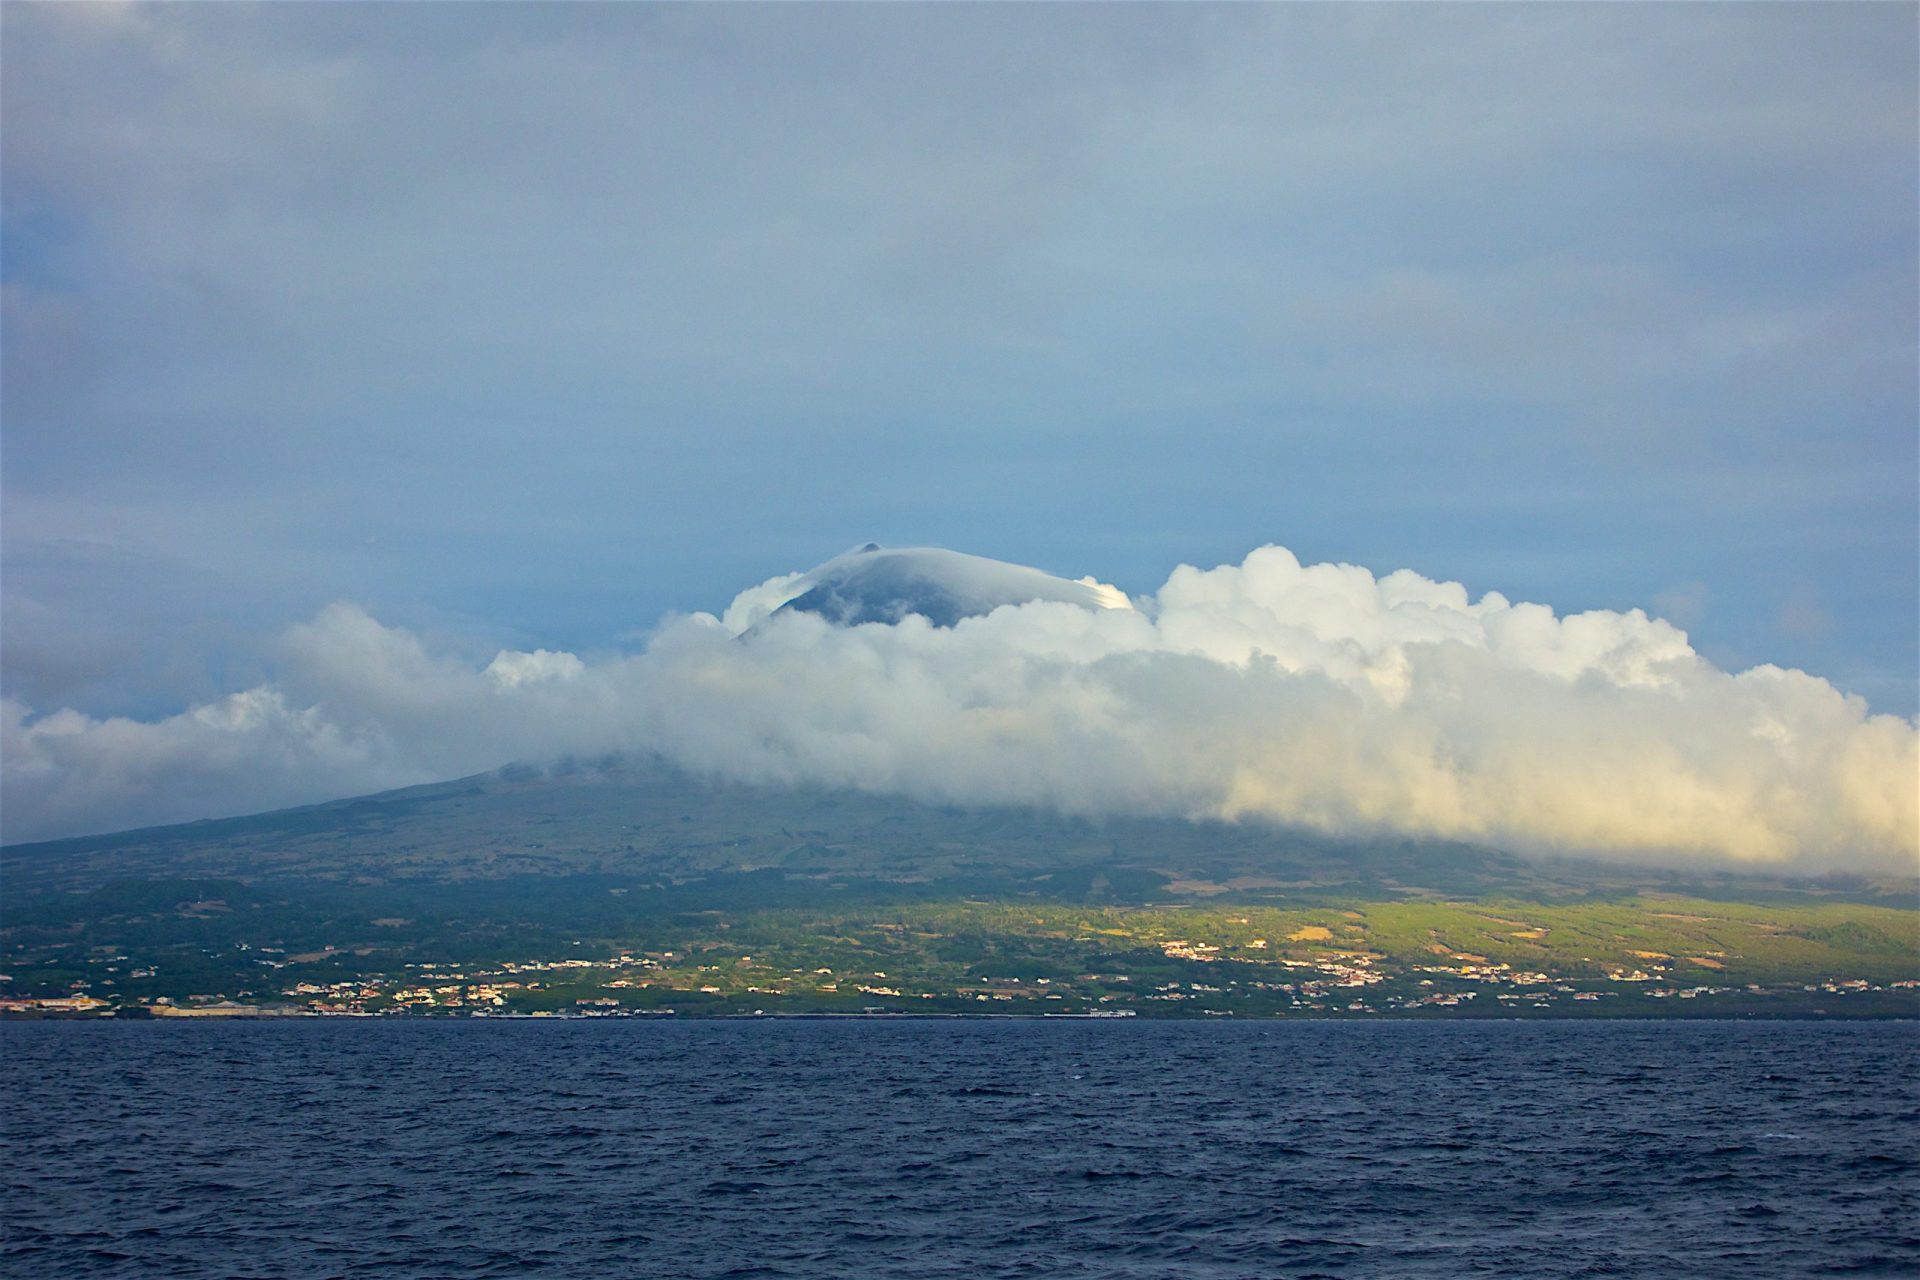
[4, 758, 1913, 1016]
[5, 754, 1905, 905]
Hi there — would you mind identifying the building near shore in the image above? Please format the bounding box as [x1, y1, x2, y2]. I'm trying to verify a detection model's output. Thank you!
[150, 1000, 266, 1018]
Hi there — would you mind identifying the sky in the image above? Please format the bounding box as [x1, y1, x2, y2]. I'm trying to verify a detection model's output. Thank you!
[3, 3, 1916, 860]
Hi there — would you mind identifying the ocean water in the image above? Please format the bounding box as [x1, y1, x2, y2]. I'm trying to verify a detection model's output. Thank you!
[3, 1020, 1915, 1279]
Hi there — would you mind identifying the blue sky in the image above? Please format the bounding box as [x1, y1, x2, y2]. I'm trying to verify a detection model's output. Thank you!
[4, 1, 1916, 735]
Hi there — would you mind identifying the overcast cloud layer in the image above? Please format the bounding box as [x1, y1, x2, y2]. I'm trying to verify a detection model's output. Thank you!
[3, 3, 1916, 739]
[5, 544, 1915, 875]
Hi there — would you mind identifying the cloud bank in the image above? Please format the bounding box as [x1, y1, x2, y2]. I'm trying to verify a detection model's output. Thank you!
[5, 545, 1915, 874]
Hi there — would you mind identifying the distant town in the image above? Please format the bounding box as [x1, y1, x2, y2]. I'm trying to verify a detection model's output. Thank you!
[6, 908, 1915, 1020]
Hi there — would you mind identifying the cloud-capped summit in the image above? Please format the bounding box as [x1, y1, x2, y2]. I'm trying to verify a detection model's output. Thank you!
[767, 544, 1134, 629]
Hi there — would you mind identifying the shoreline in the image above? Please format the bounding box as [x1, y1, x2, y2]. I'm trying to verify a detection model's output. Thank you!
[6, 1009, 1915, 1024]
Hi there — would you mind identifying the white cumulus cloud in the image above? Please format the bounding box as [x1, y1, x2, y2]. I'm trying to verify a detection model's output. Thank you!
[3, 544, 1914, 874]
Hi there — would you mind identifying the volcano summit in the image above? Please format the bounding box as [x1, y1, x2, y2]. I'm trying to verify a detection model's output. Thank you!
[769, 544, 1135, 629]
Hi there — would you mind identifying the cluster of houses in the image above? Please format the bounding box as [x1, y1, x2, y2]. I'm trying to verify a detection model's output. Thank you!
[7, 933, 1914, 1017]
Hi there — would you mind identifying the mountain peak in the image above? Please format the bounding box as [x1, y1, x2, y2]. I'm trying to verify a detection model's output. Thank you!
[773, 545, 1133, 629]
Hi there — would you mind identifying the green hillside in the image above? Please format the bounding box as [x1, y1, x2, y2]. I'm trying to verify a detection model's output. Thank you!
[3, 759, 1914, 1018]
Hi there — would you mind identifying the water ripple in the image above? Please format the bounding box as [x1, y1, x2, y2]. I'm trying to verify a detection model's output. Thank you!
[2, 1020, 1915, 1279]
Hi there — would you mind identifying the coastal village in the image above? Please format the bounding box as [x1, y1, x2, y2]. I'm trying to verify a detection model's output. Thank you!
[5, 915, 1913, 1019]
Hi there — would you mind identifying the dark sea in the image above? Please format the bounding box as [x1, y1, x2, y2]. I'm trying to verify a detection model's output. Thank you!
[3, 1020, 1916, 1279]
